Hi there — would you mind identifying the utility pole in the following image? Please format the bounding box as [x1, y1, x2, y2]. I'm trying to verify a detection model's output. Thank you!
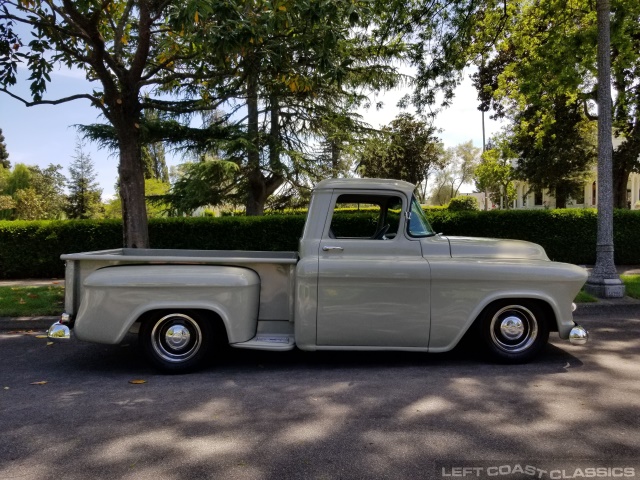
[584, 0, 625, 298]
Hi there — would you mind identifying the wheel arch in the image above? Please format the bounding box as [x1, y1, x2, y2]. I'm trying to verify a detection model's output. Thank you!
[469, 295, 558, 334]
[135, 307, 230, 344]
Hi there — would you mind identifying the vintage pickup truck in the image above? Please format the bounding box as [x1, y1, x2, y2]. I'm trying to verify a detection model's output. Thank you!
[48, 178, 589, 372]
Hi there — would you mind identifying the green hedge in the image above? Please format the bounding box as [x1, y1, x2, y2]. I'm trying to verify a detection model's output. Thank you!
[1, 209, 639, 279]
[426, 209, 640, 265]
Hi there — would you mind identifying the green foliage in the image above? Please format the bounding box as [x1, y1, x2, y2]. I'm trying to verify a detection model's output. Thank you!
[357, 113, 444, 199]
[430, 141, 481, 205]
[447, 196, 479, 211]
[0, 219, 123, 278]
[474, 140, 517, 209]
[509, 99, 596, 208]
[165, 0, 408, 215]
[0, 163, 66, 220]
[167, 157, 240, 215]
[470, 0, 640, 207]
[0, 127, 9, 169]
[2, 209, 640, 279]
[425, 208, 640, 265]
[104, 179, 172, 219]
[5, 163, 31, 195]
[65, 138, 103, 219]
[144, 178, 171, 217]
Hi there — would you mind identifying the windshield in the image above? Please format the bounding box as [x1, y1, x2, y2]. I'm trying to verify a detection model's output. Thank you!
[407, 196, 435, 237]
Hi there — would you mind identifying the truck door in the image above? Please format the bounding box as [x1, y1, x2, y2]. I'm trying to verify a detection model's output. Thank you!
[316, 191, 430, 347]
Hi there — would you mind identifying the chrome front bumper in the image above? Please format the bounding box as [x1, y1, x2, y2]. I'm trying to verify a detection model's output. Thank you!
[569, 324, 589, 345]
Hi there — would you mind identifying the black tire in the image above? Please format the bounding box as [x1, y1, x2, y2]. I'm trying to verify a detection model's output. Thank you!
[139, 310, 214, 373]
[478, 300, 550, 364]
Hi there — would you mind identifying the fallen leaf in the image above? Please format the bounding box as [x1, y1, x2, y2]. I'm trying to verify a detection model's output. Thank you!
[129, 379, 146, 385]
[46, 342, 54, 346]
[27, 293, 39, 299]
[30, 381, 48, 385]
[3, 387, 9, 390]
[18, 298, 26, 304]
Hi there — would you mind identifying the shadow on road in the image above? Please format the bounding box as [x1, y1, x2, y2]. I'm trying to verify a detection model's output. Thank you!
[1, 314, 639, 479]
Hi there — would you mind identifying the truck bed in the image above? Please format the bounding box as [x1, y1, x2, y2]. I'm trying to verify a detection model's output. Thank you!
[62, 249, 298, 321]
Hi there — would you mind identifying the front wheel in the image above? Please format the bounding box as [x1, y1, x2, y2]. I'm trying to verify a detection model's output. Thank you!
[139, 311, 213, 373]
[478, 300, 549, 364]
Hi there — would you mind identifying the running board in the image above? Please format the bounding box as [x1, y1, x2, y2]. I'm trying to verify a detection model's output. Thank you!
[231, 334, 296, 351]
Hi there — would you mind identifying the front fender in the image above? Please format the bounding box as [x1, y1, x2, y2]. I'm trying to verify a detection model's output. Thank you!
[427, 259, 587, 351]
[74, 264, 260, 345]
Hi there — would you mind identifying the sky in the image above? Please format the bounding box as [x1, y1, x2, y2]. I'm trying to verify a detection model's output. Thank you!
[0, 66, 504, 199]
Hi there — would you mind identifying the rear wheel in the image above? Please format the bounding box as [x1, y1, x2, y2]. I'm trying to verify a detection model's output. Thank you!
[139, 311, 213, 373]
[479, 300, 549, 363]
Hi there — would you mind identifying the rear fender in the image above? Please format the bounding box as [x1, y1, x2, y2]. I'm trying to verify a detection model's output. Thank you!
[73, 264, 260, 345]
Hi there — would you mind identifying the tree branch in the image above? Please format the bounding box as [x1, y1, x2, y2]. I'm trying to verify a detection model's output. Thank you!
[1, 87, 104, 111]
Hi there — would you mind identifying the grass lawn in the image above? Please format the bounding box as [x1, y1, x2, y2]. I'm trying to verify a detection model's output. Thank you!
[575, 290, 597, 303]
[0, 286, 64, 317]
[621, 274, 640, 299]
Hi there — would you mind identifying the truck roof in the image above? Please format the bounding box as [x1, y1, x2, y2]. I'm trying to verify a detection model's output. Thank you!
[314, 178, 416, 193]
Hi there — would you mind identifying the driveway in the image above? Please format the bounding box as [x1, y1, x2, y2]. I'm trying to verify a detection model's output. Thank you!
[1, 311, 639, 480]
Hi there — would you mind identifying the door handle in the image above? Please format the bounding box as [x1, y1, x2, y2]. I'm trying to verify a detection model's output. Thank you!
[322, 246, 344, 252]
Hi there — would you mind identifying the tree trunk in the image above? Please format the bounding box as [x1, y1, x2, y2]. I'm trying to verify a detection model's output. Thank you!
[555, 188, 567, 209]
[612, 127, 640, 208]
[245, 87, 285, 215]
[117, 119, 149, 248]
[612, 165, 630, 209]
[245, 69, 264, 216]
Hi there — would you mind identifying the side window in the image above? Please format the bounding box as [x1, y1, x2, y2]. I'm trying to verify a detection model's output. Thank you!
[328, 194, 403, 240]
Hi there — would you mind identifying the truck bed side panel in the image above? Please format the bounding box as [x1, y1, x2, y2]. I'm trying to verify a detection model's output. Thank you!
[74, 265, 261, 345]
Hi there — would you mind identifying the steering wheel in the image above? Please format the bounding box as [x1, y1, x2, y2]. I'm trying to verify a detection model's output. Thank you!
[373, 224, 390, 240]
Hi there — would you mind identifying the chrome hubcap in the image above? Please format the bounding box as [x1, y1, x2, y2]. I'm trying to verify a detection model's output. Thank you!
[150, 313, 202, 363]
[490, 305, 538, 353]
[500, 316, 525, 340]
[165, 325, 191, 350]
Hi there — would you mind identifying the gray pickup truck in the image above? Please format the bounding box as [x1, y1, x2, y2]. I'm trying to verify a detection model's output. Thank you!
[49, 178, 588, 372]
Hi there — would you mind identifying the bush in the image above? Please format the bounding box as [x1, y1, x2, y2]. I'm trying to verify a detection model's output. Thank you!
[425, 208, 640, 265]
[1, 209, 639, 279]
[447, 196, 479, 211]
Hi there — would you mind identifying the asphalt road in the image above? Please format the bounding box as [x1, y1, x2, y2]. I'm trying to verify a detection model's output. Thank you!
[1, 312, 640, 480]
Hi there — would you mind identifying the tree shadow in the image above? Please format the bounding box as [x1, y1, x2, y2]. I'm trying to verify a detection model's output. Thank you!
[1, 315, 639, 479]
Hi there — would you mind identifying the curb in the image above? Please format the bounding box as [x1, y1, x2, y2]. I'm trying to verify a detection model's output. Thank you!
[574, 302, 640, 316]
[0, 316, 58, 331]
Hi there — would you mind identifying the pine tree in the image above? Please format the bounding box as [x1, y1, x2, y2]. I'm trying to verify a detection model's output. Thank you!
[66, 138, 103, 219]
[0, 128, 9, 169]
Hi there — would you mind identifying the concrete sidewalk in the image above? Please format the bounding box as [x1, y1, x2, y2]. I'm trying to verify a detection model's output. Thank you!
[1, 267, 640, 331]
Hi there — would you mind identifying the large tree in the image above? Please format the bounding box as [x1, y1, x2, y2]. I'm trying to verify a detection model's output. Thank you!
[357, 113, 444, 200]
[0, 162, 66, 219]
[470, 0, 640, 208]
[0, 0, 218, 246]
[509, 98, 597, 208]
[429, 141, 480, 205]
[474, 137, 517, 209]
[166, 0, 406, 215]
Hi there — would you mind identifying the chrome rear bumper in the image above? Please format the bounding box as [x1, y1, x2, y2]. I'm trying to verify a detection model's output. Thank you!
[47, 313, 73, 339]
